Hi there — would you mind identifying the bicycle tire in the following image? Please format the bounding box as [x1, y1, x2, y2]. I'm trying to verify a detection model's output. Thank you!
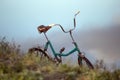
[28, 47, 56, 62]
[78, 54, 94, 69]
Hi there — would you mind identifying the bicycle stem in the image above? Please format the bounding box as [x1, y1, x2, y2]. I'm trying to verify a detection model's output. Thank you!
[69, 30, 75, 42]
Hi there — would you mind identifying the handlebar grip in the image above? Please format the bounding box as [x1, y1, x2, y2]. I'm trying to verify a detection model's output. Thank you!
[75, 11, 80, 17]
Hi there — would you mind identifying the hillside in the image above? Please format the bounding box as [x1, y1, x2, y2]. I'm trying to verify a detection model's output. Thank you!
[0, 38, 120, 80]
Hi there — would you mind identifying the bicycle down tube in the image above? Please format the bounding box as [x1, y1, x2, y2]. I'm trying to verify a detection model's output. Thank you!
[44, 40, 81, 57]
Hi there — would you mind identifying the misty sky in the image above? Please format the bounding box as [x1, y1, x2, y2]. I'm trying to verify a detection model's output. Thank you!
[0, 0, 120, 68]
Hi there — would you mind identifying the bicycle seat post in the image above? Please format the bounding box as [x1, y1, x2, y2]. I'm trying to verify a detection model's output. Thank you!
[44, 33, 49, 41]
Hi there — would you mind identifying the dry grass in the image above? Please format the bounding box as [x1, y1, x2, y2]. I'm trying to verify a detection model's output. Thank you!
[0, 37, 120, 80]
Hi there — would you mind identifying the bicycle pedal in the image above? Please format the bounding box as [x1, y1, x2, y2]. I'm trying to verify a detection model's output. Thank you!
[59, 47, 65, 53]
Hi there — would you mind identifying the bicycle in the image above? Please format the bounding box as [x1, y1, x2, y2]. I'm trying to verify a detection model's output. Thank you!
[29, 11, 94, 69]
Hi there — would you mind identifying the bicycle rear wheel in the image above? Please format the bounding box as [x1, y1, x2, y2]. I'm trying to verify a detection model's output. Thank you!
[28, 47, 55, 62]
[78, 53, 94, 69]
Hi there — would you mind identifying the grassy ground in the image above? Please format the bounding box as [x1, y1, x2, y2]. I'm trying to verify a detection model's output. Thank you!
[0, 38, 120, 80]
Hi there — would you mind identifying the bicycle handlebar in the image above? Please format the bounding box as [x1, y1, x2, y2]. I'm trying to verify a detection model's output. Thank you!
[48, 24, 69, 33]
[49, 11, 80, 33]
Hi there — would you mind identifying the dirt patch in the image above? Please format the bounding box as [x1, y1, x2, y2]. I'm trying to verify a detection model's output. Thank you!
[43, 72, 66, 80]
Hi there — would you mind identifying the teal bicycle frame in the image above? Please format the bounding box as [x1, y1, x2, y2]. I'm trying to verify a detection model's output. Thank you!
[44, 40, 80, 57]
[43, 31, 82, 59]
[37, 11, 94, 69]
[42, 32, 93, 69]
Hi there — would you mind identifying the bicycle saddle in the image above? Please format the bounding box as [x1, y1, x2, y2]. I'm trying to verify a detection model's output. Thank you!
[38, 25, 51, 33]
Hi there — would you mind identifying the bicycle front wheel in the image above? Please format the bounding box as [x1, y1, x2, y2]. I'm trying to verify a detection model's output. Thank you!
[78, 54, 94, 69]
